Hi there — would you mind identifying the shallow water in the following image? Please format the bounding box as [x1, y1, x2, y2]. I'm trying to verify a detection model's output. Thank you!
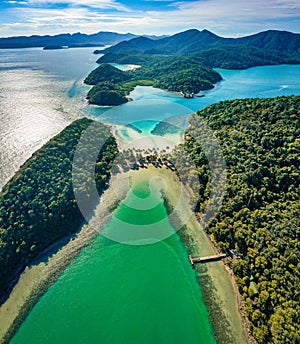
[11, 181, 216, 344]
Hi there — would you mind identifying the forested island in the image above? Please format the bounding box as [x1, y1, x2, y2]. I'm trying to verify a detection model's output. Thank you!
[84, 28, 300, 106]
[170, 95, 299, 343]
[0, 118, 118, 299]
[84, 57, 222, 106]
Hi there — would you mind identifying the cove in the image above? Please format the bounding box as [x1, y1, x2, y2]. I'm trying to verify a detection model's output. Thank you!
[11, 176, 216, 344]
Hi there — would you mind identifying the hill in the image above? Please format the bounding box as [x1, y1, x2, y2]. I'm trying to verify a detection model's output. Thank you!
[170, 95, 300, 343]
[99, 29, 300, 69]
[84, 57, 222, 106]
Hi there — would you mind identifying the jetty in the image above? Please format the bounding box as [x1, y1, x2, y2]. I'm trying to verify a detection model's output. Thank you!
[189, 253, 227, 269]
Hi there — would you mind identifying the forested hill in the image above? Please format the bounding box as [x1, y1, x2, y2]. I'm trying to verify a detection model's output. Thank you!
[84, 57, 222, 106]
[171, 95, 300, 343]
[0, 118, 118, 299]
[0, 32, 168, 49]
[99, 29, 300, 69]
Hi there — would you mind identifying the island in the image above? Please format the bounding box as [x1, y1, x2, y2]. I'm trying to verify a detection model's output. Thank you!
[98, 29, 300, 69]
[0, 118, 118, 301]
[84, 29, 300, 107]
[84, 57, 222, 106]
[43, 45, 66, 50]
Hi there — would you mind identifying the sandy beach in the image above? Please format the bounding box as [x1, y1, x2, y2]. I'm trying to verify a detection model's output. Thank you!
[109, 122, 183, 152]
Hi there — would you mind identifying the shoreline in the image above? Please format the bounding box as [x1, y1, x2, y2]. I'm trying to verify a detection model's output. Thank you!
[1, 166, 251, 344]
[0, 171, 129, 344]
[128, 167, 250, 344]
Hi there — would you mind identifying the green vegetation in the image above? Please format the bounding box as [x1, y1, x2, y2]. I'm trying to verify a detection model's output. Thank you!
[84, 57, 222, 106]
[171, 95, 300, 343]
[0, 118, 118, 298]
[100, 29, 300, 69]
[84, 63, 131, 85]
[87, 29, 299, 106]
[86, 83, 129, 106]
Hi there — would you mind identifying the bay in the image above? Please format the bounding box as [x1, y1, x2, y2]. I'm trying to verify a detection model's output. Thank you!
[1, 47, 300, 188]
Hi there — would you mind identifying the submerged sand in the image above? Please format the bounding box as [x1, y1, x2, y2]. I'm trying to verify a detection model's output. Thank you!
[0, 167, 249, 344]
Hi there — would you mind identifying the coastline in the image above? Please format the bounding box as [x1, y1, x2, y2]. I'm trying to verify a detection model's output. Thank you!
[128, 167, 250, 344]
[1, 165, 250, 344]
[0, 171, 129, 344]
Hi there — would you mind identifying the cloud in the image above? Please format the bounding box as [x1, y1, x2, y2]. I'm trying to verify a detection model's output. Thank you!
[1, 0, 300, 37]
[16, 0, 130, 11]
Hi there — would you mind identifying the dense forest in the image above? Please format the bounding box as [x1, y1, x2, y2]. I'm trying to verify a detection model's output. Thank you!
[0, 118, 118, 298]
[170, 95, 299, 343]
[84, 57, 222, 106]
[85, 29, 299, 107]
[99, 29, 300, 69]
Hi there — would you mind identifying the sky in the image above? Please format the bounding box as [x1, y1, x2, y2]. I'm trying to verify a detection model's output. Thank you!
[0, 0, 299, 38]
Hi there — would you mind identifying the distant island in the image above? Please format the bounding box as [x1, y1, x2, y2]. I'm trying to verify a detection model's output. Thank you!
[0, 32, 165, 49]
[83, 28, 300, 106]
[43, 45, 66, 50]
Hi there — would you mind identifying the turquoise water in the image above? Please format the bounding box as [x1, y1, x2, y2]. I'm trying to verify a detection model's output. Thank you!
[86, 64, 300, 144]
[1, 49, 300, 343]
[11, 182, 215, 344]
[0, 46, 299, 186]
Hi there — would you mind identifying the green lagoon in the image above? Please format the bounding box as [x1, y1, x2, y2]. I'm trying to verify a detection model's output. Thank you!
[11, 180, 215, 344]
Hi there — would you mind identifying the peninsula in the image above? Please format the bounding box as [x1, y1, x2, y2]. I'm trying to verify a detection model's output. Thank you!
[0, 118, 118, 300]
[84, 57, 222, 106]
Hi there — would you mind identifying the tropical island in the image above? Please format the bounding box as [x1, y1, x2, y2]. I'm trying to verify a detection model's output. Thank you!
[84, 29, 300, 106]
[84, 56, 222, 106]
[0, 26, 299, 344]
[97, 29, 300, 69]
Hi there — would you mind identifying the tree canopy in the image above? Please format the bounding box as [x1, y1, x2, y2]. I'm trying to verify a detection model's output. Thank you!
[171, 95, 300, 343]
[84, 58, 222, 106]
[0, 118, 118, 298]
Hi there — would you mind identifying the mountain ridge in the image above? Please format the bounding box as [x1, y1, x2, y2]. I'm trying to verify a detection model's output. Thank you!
[102, 28, 300, 55]
[0, 31, 166, 49]
[97, 28, 300, 69]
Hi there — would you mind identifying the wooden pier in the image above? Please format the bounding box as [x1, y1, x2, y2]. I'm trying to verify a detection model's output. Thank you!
[189, 253, 227, 269]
